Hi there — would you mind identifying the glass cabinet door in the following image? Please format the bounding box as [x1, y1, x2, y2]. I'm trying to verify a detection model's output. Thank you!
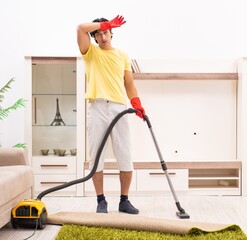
[32, 58, 77, 156]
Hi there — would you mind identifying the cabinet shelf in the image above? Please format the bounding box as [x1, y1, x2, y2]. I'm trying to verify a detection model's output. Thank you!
[33, 155, 76, 158]
[189, 185, 239, 189]
[32, 125, 76, 127]
[189, 176, 239, 180]
[189, 174, 239, 179]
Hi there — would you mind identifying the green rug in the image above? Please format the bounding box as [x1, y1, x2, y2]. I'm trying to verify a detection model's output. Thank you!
[56, 224, 247, 240]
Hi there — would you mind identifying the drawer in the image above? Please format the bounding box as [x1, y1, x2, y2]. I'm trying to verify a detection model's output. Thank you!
[34, 174, 77, 195]
[84, 170, 137, 193]
[32, 156, 76, 174]
[136, 169, 188, 191]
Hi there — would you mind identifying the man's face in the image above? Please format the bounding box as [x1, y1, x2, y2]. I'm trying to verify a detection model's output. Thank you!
[94, 30, 112, 49]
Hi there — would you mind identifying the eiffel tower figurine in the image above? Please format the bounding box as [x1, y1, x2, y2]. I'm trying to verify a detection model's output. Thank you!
[50, 98, 66, 126]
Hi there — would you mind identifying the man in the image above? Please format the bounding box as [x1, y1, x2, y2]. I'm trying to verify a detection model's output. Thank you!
[77, 15, 145, 214]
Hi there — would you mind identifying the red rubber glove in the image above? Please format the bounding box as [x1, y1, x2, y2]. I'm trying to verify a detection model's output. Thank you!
[131, 97, 145, 119]
[100, 15, 126, 31]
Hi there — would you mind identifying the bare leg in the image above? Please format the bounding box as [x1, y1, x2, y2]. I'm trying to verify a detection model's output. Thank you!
[119, 171, 139, 214]
[93, 171, 108, 213]
[92, 171, 104, 195]
[120, 171, 132, 195]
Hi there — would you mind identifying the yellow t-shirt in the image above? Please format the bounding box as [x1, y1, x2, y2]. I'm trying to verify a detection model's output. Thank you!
[82, 43, 132, 104]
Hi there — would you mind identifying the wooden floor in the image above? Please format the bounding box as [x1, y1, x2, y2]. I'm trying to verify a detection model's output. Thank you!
[1, 194, 247, 240]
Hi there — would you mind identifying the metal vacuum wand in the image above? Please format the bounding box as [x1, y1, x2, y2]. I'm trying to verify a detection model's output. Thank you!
[143, 114, 190, 219]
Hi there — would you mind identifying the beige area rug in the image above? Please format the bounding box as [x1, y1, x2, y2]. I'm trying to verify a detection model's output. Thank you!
[47, 212, 231, 235]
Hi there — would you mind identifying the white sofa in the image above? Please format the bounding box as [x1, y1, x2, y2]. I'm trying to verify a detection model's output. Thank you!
[0, 148, 34, 228]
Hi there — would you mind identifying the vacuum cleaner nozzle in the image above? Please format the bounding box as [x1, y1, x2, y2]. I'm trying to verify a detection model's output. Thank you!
[175, 202, 190, 219]
[176, 211, 190, 219]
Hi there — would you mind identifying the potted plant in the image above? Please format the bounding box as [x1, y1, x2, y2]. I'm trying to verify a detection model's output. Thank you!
[0, 78, 26, 147]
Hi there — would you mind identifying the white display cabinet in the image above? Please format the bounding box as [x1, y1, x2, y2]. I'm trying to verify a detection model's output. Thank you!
[25, 57, 85, 197]
[32, 63, 77, 155]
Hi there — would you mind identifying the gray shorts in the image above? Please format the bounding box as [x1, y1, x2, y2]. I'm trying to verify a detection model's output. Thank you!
[86, 99, 133, 172]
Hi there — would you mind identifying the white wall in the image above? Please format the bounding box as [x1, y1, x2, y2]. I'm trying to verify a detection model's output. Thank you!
[0, 0, 247, 146]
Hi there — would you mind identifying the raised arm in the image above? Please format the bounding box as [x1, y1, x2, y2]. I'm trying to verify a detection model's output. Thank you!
[77, 22, 100, 55]
[77, 16, 126, 55]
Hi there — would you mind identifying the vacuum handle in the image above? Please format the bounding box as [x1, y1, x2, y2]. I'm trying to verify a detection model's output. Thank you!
[144, 114, 152, 128]
[132, 109, 152, 128]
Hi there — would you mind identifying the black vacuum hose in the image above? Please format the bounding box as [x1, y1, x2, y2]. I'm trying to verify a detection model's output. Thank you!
[36, 108, 137, 200]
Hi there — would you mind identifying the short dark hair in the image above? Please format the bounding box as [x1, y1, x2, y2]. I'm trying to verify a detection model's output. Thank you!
[90, 18, 109, 38]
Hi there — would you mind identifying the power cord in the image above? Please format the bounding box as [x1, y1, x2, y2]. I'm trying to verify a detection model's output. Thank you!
[22, 219, 39, 240]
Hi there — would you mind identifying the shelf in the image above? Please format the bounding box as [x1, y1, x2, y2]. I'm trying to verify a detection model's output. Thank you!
[33, 155, 76, 158]
[189, 175, 239, 179]
[133, 72, 238, 80]
[32, 125, 76, 127]
[189, 185, 239, 189]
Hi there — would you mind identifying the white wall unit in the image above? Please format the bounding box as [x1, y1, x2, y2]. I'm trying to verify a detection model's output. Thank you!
[83, 59, 243, 196]
[26, 58, 245, 197]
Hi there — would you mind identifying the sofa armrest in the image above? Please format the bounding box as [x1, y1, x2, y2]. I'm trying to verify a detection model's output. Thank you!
[0, 148, 29, 166]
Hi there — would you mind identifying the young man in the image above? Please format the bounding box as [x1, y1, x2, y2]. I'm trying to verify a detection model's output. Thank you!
[77, 15, 145, 214]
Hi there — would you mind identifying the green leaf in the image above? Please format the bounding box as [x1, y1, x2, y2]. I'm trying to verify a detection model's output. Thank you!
[0, 78, 27, 148]
[0, 78, 15, 104]
[13, 143, 27, 148]
[0, 98, 27, 120]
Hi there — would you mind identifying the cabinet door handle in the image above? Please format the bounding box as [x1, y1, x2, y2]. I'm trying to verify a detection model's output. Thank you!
[40, 181, 67, 185]
[40, 164, 68, 167]
[34, 97, 37, 124]
[104, 173, 119, 176]
[149, 172, 176, 176]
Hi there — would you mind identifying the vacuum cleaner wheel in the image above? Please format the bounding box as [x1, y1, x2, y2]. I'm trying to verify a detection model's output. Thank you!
[38, 208, 47, 229]
[11, 215, 17, 229]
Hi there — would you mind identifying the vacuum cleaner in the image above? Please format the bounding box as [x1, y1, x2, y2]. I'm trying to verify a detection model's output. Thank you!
[11, 108, 189, 229]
